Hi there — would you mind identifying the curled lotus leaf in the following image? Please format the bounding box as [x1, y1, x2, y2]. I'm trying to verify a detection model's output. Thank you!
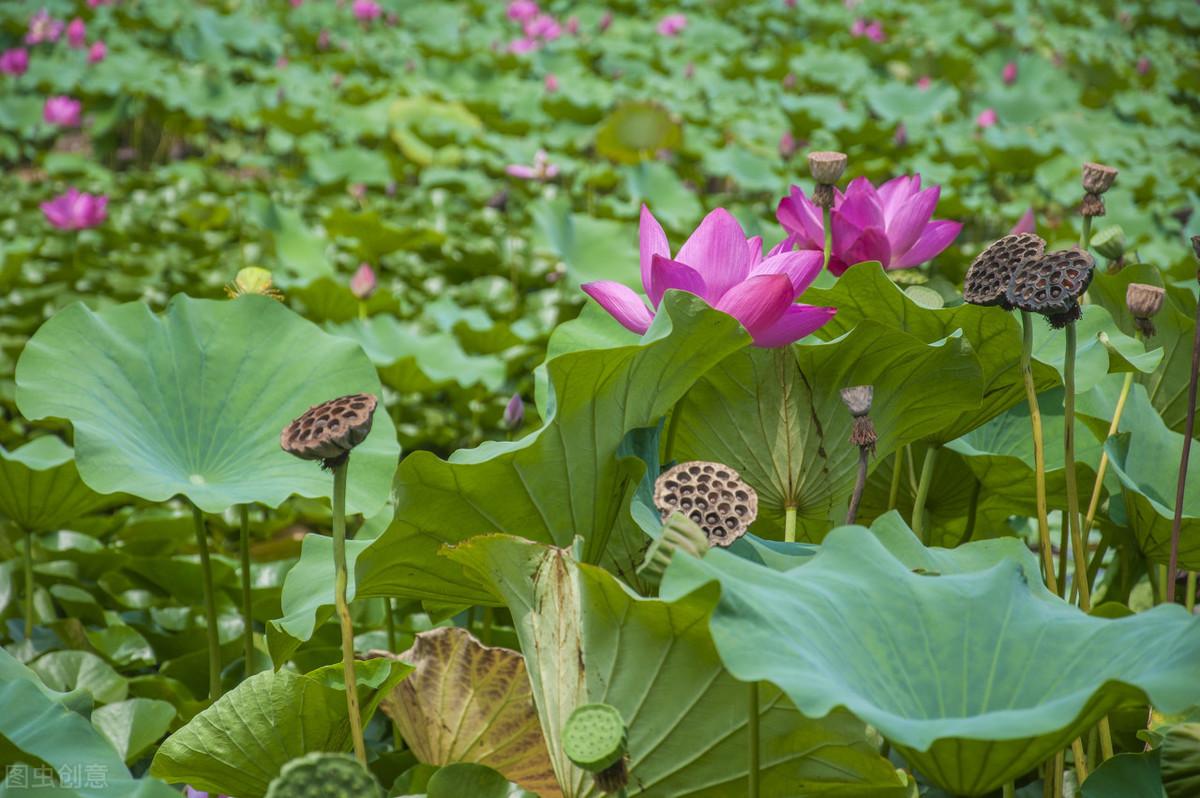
[659, 514, 1200, 796]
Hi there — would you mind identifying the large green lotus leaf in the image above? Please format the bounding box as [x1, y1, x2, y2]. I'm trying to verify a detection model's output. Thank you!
[1031, 303, 1162, 392]
[673, 321, 981, 536]
[1102, 384, 1200, 568]
[801, 262, 1059, 441]
[30, 651, 128, 706]
[1080, 751, 1165, 798]
[90, 699, 176, 765]
[0, 437, 112, 533]
[149, 660, 410, 798]
[355, 293, 752, 605]
[15, 295, 399, 516]
[0, 649, 179, 798]
[659, 521, 1200, 796]
[447, 535, 912, 798]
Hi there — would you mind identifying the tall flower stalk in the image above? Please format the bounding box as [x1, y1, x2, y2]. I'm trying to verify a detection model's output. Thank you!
[191, 504, 223, 701]
[840, 385, 876, 524]
[1167, 237, 1200, 604]
[239, 504, 255, 679]
[806, 151, 847, 273]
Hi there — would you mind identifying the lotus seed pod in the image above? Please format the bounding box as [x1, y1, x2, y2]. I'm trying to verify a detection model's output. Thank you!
[1006, 247, 1095, 329]
[653, 461, 758, 547]
[962, 233, 1046, 309]
[1081, 161, 1118, 195]
[1091, 225, 1126, 261]
[1126, 283, 1166, 338]
[563, 703, 628, 793]
[264, 751, 384, 798]
[638, 511, 709, 583]
[225, 266, 283, 300]
[807, 150, 847, 185]
[839, 385, 873, 417]
[281, 393, 377, 468]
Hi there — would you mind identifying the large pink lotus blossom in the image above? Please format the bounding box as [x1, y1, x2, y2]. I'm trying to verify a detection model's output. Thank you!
[0, 48, 29, 76]
[583, 206, 835, 347]
[352, 0, 382, 22]
[67, 18, 86, 49]
[1002, 61, 1017, 85]
[41, 188, 108, 230]
[88, 41, 106, 63]
[26, 9, 64, 44]
[657, 13, 687, 36]
[506, 0, 538, 21]
[506, 150, 558, 181]
[975, 107, 998, 128]
[777, 175, 962, 276]
[43, 96, 82, 127]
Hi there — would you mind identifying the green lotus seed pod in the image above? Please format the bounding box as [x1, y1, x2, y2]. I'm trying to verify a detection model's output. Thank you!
[1091, 224, 1126, 261]
[638, 511, 709, 584]
[563, 703, 627, 773]
[265, 751, 384, 798]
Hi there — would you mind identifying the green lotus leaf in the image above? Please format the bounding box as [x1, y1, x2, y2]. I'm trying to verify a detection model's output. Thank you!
[595, 102, 682, 165]
[425, 763, 511, 798]
[149, 659, 410, 798]
[356, 293, 752, 605]
[673, 321, 981, 537]
[1080, 751, 1165, 798]
[801, 262, 1059, 442]
[31, 651, 128, 706]
[659, 517, 1200, 796]
[0, 648, 179, 798]
[90, 699, 177, 765]
[448, 535, 912, 798]
[1161, 721, 1200, 798]
[1102, 384, 1200, 569]
[15, 295, 399, 516]
[1031, 303, 1162, 392]
[0, 438, 113, 533]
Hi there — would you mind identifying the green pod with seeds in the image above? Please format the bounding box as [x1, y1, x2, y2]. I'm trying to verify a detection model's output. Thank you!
[563, 703, 628, 773]
[264, 751, 384, 798]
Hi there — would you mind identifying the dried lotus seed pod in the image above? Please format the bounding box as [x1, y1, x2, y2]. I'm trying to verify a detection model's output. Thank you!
[281, 393, 377, 468]
[1126, 283, 1166, 338]
[1006, 247, 1095, 329]
[962, 233, 1045, 309]
[653, 461, 758, 547]
[1082, 162, 1118, 195]
[807, 150, 848, 185]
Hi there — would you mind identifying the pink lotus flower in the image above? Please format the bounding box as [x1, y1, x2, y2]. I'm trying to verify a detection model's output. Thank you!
[352, 0, 382, 22]
[916, 75, 932, 90]
[599, 11, 613, 32]
[1009, 208, 1036, 235]
[544, 73, 559, 92]
[40, 188, 108, 230]
[524, 13, 562, 40]
[87, 41, 106, 64]
[506, 0, 538, 21]
[508, 37, 538, 54]
[776, 175, 962, 276]
[566, 16, 580, 34]
[1136, 57, 1151, 75]
[851, 18, 884, 41]
[27, 9, 64, 45]
[1002, 61, 1017, 85]
[350, 263, 377, 300]
[975, 107, 998, 128]
[67, 18, 86, 49]
[0, 48, 29, 76]
[43, 96, 82, 127]
[657, 13, 686, 36]
[506, 150, 558, 181]
[582, 206, 835, 347]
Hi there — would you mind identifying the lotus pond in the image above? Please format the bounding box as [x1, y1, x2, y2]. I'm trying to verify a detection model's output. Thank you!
[1, 1, 1200, 797]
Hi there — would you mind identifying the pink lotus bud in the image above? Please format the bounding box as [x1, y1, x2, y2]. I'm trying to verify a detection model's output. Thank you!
[0, 48, 29, 76]
[1136, 57, 1150, 75]
[599, 11, 613, 32]
[782, 72, 796, 89]
[87, 41, 106, 64]
[350, 263, 377, 300]
[779, 131, 796, 158]
[657, 13, 686, 36]
[503, 394, 525, 430]
[975, 107, 998, 128]
[566, 16, 580, 34]
[351, 0, 381, 22]
[544, 73, 559, 92]
[1002, 61, 1017, 85]
[67, 18, 86, 49]
[41, 188, 108, 230]
[916, 75, 932, 90]
[506, 0, 538, 22]
[317, 29, 331, 49]
[43, 96, 82, 127]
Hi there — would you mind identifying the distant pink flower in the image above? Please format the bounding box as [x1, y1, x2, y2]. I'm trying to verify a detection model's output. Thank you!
[1009, 208, 1036, 235]
[566, 16, 580, 34]
[275, 55, 289, 68]
[1002, 61, 1017, 85]
[852, 18, 884, 41]
[784, 0, 797, 6]
[777, 175, 962, 276]
[1136, 57, 1151, 75]
[506, 149, 559, 181]
[583, 206, 835, 347]
[657, 13, 686, 36]
[506, 0, 538, 21]
[67, 18, 86, 49]
[317, 29, 331, 49]
[184, 789, 229, 798]
[350, 263, 377, 300]
[351, 0, 381, 22]
[782, 72, 797, 89]
[524, 13, 561, 40]
[916, 75, 932, 90]
[27, 9, 64, 44]
[87, 0, 113, 6]
[975, 107, 998, 128]
[599, 11, 613, 32]
[43, 96, 82, 127]
[87, 41, 106, 64]
[779, 131, 797, 158]
[865, 21, 885, 42]
[544, 73, 559, 92]
[0, 48, 29, 76]
[503, 393, 524, 430]
[41, 188, 108, 230]
[508, 37, 538, 54]
[684, 62, 695, 79]
[291, 0, 304, 7]
[894, 122, 907, 146]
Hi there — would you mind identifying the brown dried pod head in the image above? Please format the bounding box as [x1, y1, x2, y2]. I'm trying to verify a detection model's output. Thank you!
[840, 385, 873, 417]
[1082, 162, 1118, 195]
[281, 393, 377, 468]
[807, 150, 848, 185]
[1081, 192, 1106, 218]
[963, 233, 1046, 309]
[653, 461, 757, 547]
[1126, 283, 1166, 338]
[1006, 247, 1095, 329]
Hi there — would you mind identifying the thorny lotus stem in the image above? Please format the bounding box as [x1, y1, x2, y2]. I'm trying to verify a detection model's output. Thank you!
[23, 529, 34, 640]
[192, 504, 222, 701]
[748, 681, 760, 798]
[1022, 311, 1059, 595]
[331, 460, 367, 764]
[846, 448, 869, 524]
[821, 206, 832, 273]
[784, 505, 797, 544]
[239, 504, 255, 679]
[887, 447, 903, 510]
[911, 445, 939, 545]
[1166, 284, 1200, 604]
[1064, 324, 1091, 611]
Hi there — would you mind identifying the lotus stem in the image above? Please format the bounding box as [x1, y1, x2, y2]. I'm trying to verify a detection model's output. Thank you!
[331, 459, 367, 764]
[1080, 215, 1093, 252]
[1064, 324, 1092, 610]
[1071, 737, 1089, 784]
[1022, 310, 1059, 594]
[887, 447, 903, 511]
[911, 445, 939, 545]
[22, 529, 34, 640]
[385, 598, 397, 652]
[748, 681, 760, 798]
[846, 447, 868, 525]
[1003, 782, 1015, 798]
[960, 480, 981, 544]
[481, 605, 495, 646]
[191, 504, 222, 701]
[1099, 716, 1115, 760]
[784, 504, 797, 543]
[1166, 276, 1200, 603]
[1187, 572, 1197, 614]
[1053, 750, 1065, 798]
[821, 205, 832, 273]
[239, 504, 255, 679]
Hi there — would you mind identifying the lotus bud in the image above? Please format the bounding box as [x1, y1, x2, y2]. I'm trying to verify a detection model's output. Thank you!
[1091, 225, 1126, 264]
[653, 461, 757, 548]
[1126, 283, 1165, 338]
[350, 263, 377, 300]
[637, 511, 709, 584]
[563, 703, 628, 794]
[503, 393, 524, 430]
[808, 150, 847, 209]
